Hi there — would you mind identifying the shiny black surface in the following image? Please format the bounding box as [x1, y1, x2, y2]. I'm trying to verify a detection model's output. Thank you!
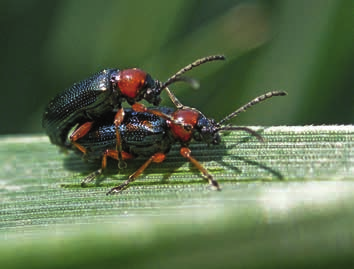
[76, 108, 176, 162]
[42, 69, 120, 147]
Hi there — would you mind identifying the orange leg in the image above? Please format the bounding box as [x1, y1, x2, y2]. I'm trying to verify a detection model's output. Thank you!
[132, 103, 175, 122]
[180, 147, 220, 190]
[81, 149, 134, 186]
[70, 121, 94, 154]
[106, 152, 166, 195]
[114, 107, 127, 169]
[132, 103, 192, 130]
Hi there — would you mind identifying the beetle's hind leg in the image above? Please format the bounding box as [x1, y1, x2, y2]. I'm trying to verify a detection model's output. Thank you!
[81, 149, 133, 187]
[106, 152, 166, 195]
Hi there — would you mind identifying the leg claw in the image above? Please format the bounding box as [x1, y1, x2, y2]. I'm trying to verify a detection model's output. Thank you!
[106, 186, 125, 195]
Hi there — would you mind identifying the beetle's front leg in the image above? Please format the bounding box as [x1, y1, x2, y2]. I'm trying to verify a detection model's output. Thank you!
[180, 147, 221, 190]
[114, 107, 127, 169]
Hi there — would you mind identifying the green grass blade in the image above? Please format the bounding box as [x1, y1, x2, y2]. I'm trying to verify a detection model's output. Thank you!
[1, 125, 353, 268]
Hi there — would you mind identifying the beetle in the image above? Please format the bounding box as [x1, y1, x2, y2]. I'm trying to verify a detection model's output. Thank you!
[42, 55, 225, 151]
[71, 89, 287, 194]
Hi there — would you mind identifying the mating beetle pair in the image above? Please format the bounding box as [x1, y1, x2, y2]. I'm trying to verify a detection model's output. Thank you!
[42, 55, 224, 168]
[42, 55, 287, 194]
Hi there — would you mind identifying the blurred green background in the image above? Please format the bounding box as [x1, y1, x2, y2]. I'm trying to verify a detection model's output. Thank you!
[0, 0, 353, 135]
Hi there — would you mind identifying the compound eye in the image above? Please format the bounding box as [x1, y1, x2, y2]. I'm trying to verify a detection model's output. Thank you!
[116, 68, 147, 99]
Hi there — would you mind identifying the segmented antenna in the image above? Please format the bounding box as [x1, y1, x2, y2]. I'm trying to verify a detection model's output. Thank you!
[218, 91, 287, 125]
[161, 55, 226, 89]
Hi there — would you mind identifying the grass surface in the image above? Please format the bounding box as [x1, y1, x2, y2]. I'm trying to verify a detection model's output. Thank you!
[1, 125, 353, 268]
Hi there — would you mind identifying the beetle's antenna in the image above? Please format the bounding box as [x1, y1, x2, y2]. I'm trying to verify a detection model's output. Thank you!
[161, 55, 225, 90]
[218, 91, 287, 125]
[164, 87, 184, 109]
[161, 76, 200, 90]
[163, 86, 204, 115]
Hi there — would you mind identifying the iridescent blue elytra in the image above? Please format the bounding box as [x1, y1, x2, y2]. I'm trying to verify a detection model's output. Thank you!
[76, 107, 176, 162]
[42, 69, 117, 148]
[42, 68, 159, 149]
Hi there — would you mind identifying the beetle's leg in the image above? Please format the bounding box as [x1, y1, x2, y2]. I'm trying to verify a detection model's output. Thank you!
[70, 121, 94, 154]
[132, 103, 194, 131]
[81, 149, 134, 186]
[132, 103, 182, 124]
[114, 107, 127, 169]
[106, 152, 166, 195]
[180, 147, 221, 190]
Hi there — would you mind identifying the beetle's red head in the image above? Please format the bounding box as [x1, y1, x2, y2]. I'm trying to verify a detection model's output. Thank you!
[112, 68, 161, 106]
[111, 55, 226, 106]
[169, 108, 221, 145]
[166, 88, 287, 146]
